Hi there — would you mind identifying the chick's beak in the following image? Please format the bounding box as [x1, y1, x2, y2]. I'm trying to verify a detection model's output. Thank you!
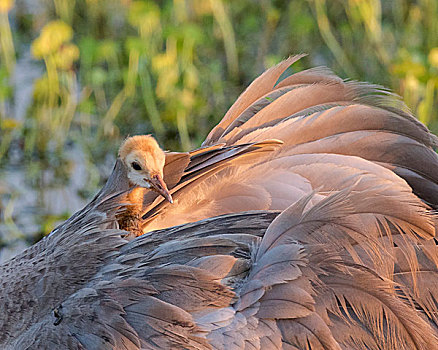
[148, 174, 173, 203]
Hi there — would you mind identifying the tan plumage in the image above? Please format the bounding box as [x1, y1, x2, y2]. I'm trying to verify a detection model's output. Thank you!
[2, 55, 438, 349]
[117, 135, 172, 236]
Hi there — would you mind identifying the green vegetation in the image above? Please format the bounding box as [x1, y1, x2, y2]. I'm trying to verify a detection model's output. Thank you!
[0, 0, 437, 251]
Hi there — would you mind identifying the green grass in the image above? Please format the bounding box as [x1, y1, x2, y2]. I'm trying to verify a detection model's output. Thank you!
[0, 0, 437, 245]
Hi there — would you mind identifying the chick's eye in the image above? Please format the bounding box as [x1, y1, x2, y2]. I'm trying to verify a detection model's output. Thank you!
[131, 162, 142, 171]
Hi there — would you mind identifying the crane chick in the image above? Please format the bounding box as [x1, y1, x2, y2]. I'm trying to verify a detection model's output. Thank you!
[117, 135, 173, 236]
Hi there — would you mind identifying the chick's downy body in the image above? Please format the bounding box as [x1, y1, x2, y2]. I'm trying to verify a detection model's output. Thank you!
[117, 135, 172, 236]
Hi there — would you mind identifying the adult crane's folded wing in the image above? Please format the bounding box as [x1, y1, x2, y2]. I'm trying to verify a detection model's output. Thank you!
[139, 56, 438, 234]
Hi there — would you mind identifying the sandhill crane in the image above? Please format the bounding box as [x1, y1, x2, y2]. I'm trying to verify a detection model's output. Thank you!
[1, 55, 438, 349]
[117, 135, 172, 235]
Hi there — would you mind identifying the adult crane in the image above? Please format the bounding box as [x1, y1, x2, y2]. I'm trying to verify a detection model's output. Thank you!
[2, 55, 438, 349]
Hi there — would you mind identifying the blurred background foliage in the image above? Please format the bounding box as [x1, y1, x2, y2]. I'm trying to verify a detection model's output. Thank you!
[0, 0, 437, 259]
